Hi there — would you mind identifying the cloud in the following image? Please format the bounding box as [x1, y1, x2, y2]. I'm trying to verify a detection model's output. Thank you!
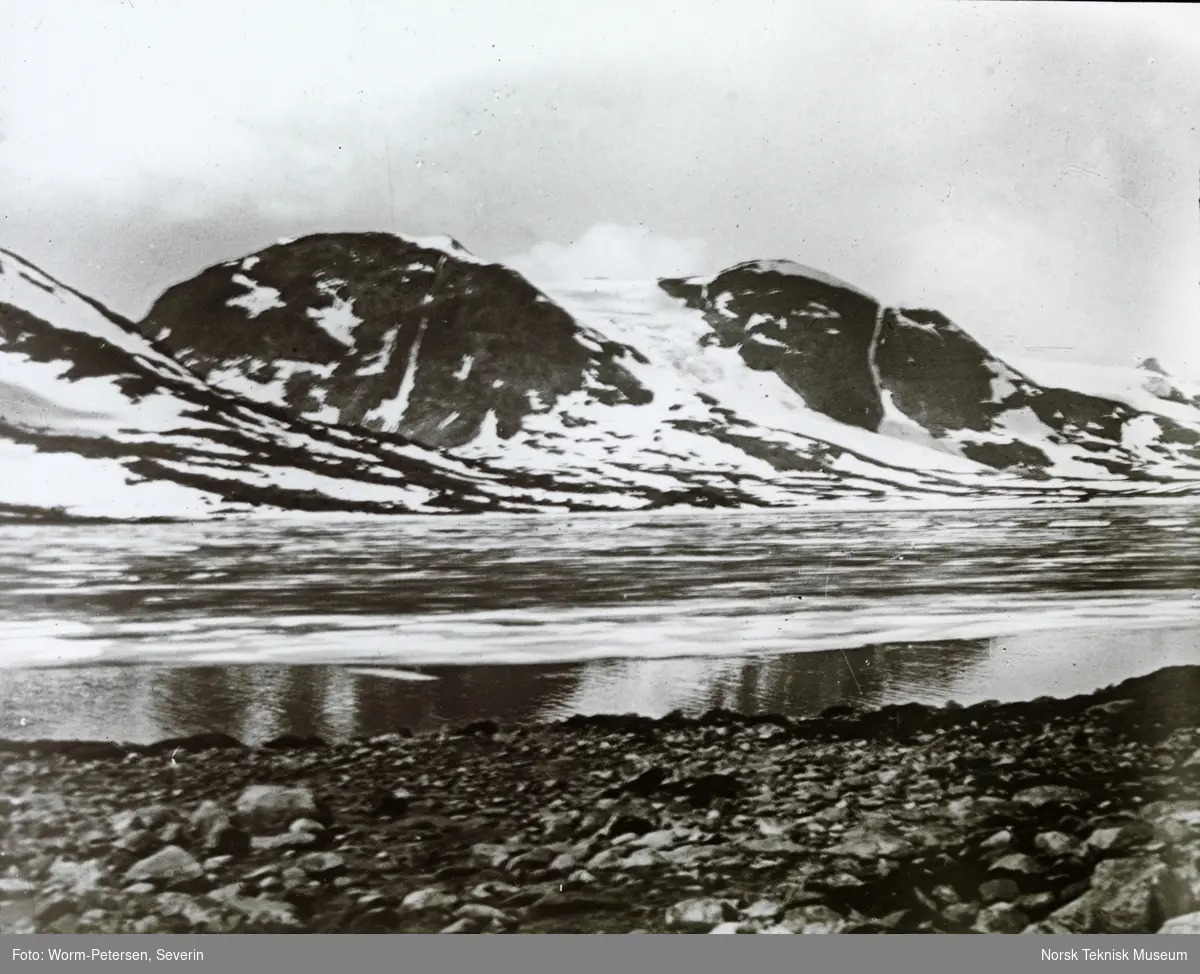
[505, 224, 709, 283]
[1, 1, 1196, 371]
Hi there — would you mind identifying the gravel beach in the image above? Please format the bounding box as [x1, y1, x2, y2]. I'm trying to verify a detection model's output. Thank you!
[1, 664, 1198, 935]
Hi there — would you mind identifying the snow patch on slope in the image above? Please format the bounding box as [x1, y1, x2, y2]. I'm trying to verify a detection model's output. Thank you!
[307, 279, 361, 348]
[454, 354, 475, 381]
[571, 280, 983, 475]
[0, 440, 229, 519]
[367, 319, 428, 431]
[227, 274, 286, 318]
[357, 330, 397, 377]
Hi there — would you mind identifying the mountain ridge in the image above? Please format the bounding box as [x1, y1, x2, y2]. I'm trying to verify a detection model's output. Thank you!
[3, 232, 1199, 519]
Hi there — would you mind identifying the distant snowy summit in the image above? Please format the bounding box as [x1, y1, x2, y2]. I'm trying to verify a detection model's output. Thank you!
[2, 232, 1199, 520]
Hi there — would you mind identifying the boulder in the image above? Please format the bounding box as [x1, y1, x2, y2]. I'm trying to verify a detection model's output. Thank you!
[1045, 856, 1167, 933]
[399, 888, 459, 914]
[1011, 786, 1090, 807]
[973, 904, 1029, 933]
[1159, 912, 1200, 934]
[188, 801, 250, 857]
[778, 904, 847, 934]
[665, 897, 737, 931]
[234, 785, 322, 834]
[1033, 832, 1077, 857]
[123, 846, 205, 891]
[979, 879, 1020, 905]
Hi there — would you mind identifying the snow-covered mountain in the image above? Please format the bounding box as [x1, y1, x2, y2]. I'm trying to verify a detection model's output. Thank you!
[0, 247, 660, 520]
[129, 232, 1200, 513]
[4, 232, 1198, 521]
[663, 261, 1200, 483]
[138, 233, 656, 451]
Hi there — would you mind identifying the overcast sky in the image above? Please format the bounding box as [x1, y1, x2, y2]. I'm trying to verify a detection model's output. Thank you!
[2, 0, 1198, 372]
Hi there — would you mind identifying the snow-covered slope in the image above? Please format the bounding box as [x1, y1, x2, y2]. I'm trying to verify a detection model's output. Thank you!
[0, 248, 661, 520]
[1010, 356, 1200, 428]
[875, 311, 1200, 482]
[469, 277, 1008, 505]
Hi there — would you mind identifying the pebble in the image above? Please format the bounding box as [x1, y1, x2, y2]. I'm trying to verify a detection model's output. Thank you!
[630, 829, 678, 850]
[455, 903, 513, 925]
[469, 843, 510, 870]
[206, 885, 302, 929]
[289, 818, 326, 835]
[780, 904, 846, 934]
[1085, 823, 1151, 856]
[112, 829, 159, 858]
[251, 832, 318, 852]
[979, 830, 1012, 852]
[1012, 786, 1090, 808]
[741, 899, 783, 920]
[0, 877, 35, 898]
[47, 858, 104, 894]
[621, 849, 663, 870]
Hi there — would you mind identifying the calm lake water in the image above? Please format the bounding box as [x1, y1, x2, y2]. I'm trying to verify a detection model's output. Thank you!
[0, 505, 1198, 743]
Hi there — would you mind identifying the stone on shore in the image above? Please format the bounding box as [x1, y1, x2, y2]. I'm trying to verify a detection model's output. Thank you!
[665, 898, 737, 931]
[1158, 912, 1200, 934]
[1, 665, 1197, 934]
[122, 847, 205, 891]
[234, 785, 322, 834]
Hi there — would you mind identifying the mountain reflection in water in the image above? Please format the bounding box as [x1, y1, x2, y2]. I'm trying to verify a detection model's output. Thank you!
[2, 626, 1198, 745]
[0, 505, 1197, 743]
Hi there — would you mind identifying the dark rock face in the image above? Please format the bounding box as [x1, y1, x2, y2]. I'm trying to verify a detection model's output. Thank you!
[875, 309, 1031, 437]
[139, 233, 652, 449]
[660, 260, 885, 430]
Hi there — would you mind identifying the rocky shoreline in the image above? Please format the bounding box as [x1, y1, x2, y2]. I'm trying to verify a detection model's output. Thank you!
[1, 665, 1198, 935]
